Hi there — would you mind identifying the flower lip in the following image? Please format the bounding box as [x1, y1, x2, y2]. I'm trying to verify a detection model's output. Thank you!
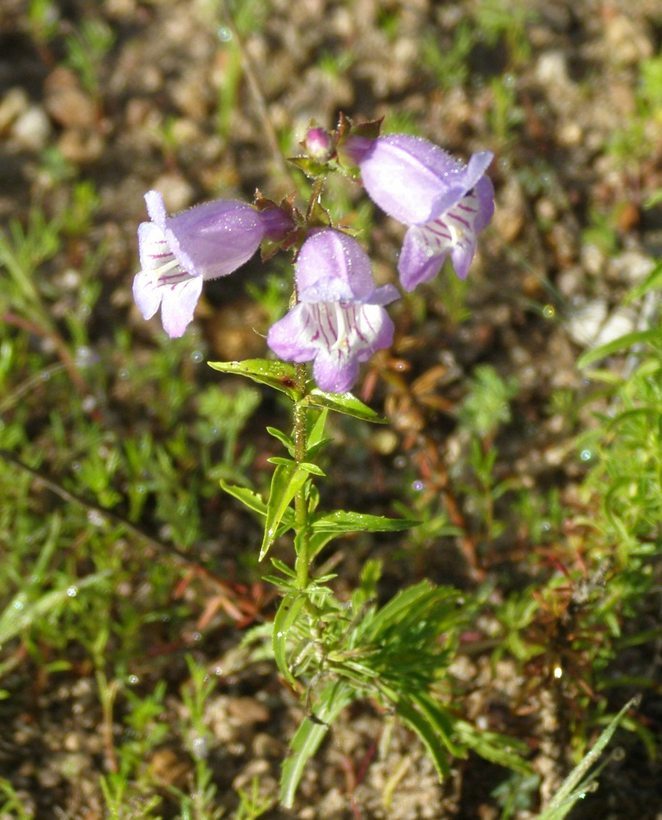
[267, 229, 398, 392]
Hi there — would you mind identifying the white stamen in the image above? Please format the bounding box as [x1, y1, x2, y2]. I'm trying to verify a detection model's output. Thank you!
[330, 302, 353, 353]
[148, 257, 180, 278]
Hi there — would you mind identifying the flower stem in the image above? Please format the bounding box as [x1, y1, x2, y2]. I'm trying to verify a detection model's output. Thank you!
[293, 363, 310, 589]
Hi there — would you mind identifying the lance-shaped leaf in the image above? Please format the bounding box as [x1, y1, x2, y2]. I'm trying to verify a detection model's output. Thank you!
[312, 510, 417, 534]
[280, 679, 355, 808]
[219, 479, 295, 533]
[272, 592, 308, 688]
[260, 463, 310, 560]
[304, 388, 387, 423]
[208, 358, 302, 400]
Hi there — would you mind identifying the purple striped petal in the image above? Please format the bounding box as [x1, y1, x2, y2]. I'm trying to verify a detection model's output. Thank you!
[135, 190, 285, 338]
[268, 232, 397, 392]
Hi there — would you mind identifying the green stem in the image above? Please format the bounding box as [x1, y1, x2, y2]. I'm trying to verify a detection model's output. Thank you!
[294, 363, 310, 589]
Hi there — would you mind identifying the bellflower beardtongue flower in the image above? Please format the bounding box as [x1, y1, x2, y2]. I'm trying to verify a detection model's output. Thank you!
[267, 229, 399, 393]
[344, 134, 495, 291]
[133, 190, 292, 338]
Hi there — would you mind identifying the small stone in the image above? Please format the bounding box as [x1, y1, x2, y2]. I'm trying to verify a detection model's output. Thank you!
[557, 121, 582, 146]
[581, 243, 606, 276]
[604, 14, 652, 65]
[492, 178, 525, 242]
[565, 299, 607, 346]
[63, 732, 81, 752]
[44, 68, 97, 129]
[0, 87, 29, 133]
[57, 129, 104, 164]
[535, 51, 570, 88]
[227, 696, 269, 725]
[592, 306, 637, 348]
[557, 266, 584, 297]
[152, 173, 195, 213]
[12, 105, 52, 151]
[609, 250, 655, 284]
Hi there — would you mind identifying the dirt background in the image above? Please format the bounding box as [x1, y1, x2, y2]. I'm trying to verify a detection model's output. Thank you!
[0, 0, 660, 817]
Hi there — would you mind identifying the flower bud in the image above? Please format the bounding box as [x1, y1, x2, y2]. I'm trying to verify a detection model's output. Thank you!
[304, 127, 334, 162]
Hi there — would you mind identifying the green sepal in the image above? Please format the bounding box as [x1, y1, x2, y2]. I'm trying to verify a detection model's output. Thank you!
[287, 156, 330, 180]
[266, 426, 295, 455]
[208, 359, 302, 400]
[260, 464, 310, 560]
[272, 592, 307, 688]
[312, 510, 417, 534]
[303, 389, 387, 423]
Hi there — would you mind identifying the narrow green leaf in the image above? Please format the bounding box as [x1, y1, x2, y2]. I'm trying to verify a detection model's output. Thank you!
[394, 696, 451, 779]
[298, 461, 326, 477]
[208, 359, 301, 400]
[267, 456, 296, 467]
[272, 593, 307, 688]
[280, 680, 355, 808]
[312, 510, 417, 534]
[304, 389, 387, 423]
[219, 480, 268, 515]
[624, 259, 662, 303]
[0, 572, 110, 645]
[270, 558, 297, 579]
[220, 480, 295, 531]
[577, 329, 660, 368]
[455, 720, 531, 775]
[361, 581, 439, 638]
[307, 408, 328, 449]
[539, 697, 639, 820]
[411, 692, 466, 757]
[266, 426, 295, 454]
[260, 464, 309, 560]
[307, 531, 340, 562]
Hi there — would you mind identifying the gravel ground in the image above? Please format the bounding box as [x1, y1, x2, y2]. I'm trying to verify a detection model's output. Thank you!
[0, 0, 660, 816]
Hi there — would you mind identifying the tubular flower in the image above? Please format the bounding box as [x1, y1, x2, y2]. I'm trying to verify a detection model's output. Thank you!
[345, 134, 495, 291]
[267, 229, 399, 393]
[133, 190, 291, 337]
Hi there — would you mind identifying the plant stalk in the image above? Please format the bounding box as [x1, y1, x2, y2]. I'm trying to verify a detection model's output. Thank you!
[293, 363, 310, 589]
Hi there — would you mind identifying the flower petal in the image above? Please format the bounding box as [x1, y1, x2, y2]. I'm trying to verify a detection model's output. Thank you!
[474, 174, 495, 232]
[159, 276, 204, 338]
[296, 230, 376, 302]
[144, 190, 168, 230]
[166, 200, 265, 280]
[132, 269, 163, 320]
[398, 227, 447, 291]
[267, 304, 320, 362]
[356, 135, 464, 224]
[313, 352, 359, 394]
[450, 239, 477, 280]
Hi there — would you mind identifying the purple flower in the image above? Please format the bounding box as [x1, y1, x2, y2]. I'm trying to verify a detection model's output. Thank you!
[133, 191, 291, 338]
[345, 134, 494, 291]
[267, 229, 399, 393]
